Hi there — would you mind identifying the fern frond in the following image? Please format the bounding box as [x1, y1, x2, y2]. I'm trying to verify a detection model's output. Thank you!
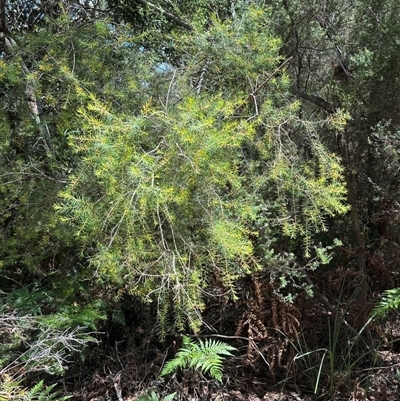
[0, 374, 26, 399]
[163, 393, 177, 401]
[372, 288, 400, 317]
[111, 308, 126, 326]
[135, 390, 158, 401]
[23, 381, 72, 401]
[160, 336, 236, 382]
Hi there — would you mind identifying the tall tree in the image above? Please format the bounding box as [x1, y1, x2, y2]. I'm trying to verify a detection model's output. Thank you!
[272, 0, 400, 286]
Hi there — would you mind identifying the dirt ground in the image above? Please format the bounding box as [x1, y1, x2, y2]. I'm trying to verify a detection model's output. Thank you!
[73, 348, 400, 401]
[70, 311, 400, 401]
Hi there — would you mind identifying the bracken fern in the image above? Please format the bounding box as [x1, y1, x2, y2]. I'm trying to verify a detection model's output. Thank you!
[372, 288, 400, 317]
[0, 376, 71, 401]
[160, 336, 236, 382]
[23, 381, 72, 401]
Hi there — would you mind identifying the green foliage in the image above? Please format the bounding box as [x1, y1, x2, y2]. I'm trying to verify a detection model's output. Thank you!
[372, 288, 400, 318]
[4, 0, 400, 398]
[110, 307, 126, 326]
[0, 15, 131, 384]
[0, 14, 148, 277]
[0, 283, 107, 331]
[5, 0, 400, 399]
[38, 301, 107, 331]
[3, 286, 45, 316]
[160, 336, 236, 382]
[0, 376, 71, 401]
[21, 381, 71, 401]
[55, 6, 348, 335]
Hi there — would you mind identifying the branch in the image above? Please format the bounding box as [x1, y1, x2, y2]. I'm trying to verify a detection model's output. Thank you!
[132, 0, 193, 31]
[289, 86, 335, 114]
[251, 57, 293, 97]
[4, 36, 53, 152]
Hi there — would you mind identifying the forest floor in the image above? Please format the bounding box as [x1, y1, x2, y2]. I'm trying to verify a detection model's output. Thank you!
[66, 302, 400, 401]
[69, 335, 400, 401]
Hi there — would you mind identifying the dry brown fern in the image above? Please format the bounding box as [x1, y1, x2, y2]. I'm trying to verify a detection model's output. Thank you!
[234, 276, 301, 378]
[235, 310, 268, 364]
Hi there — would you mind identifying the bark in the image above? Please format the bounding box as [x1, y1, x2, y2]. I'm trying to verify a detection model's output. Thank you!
[4, 36, 53, 153]
[289, 86, 335, 114]
[336, 130, 366, 275]
[0, 0, 8, 33]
